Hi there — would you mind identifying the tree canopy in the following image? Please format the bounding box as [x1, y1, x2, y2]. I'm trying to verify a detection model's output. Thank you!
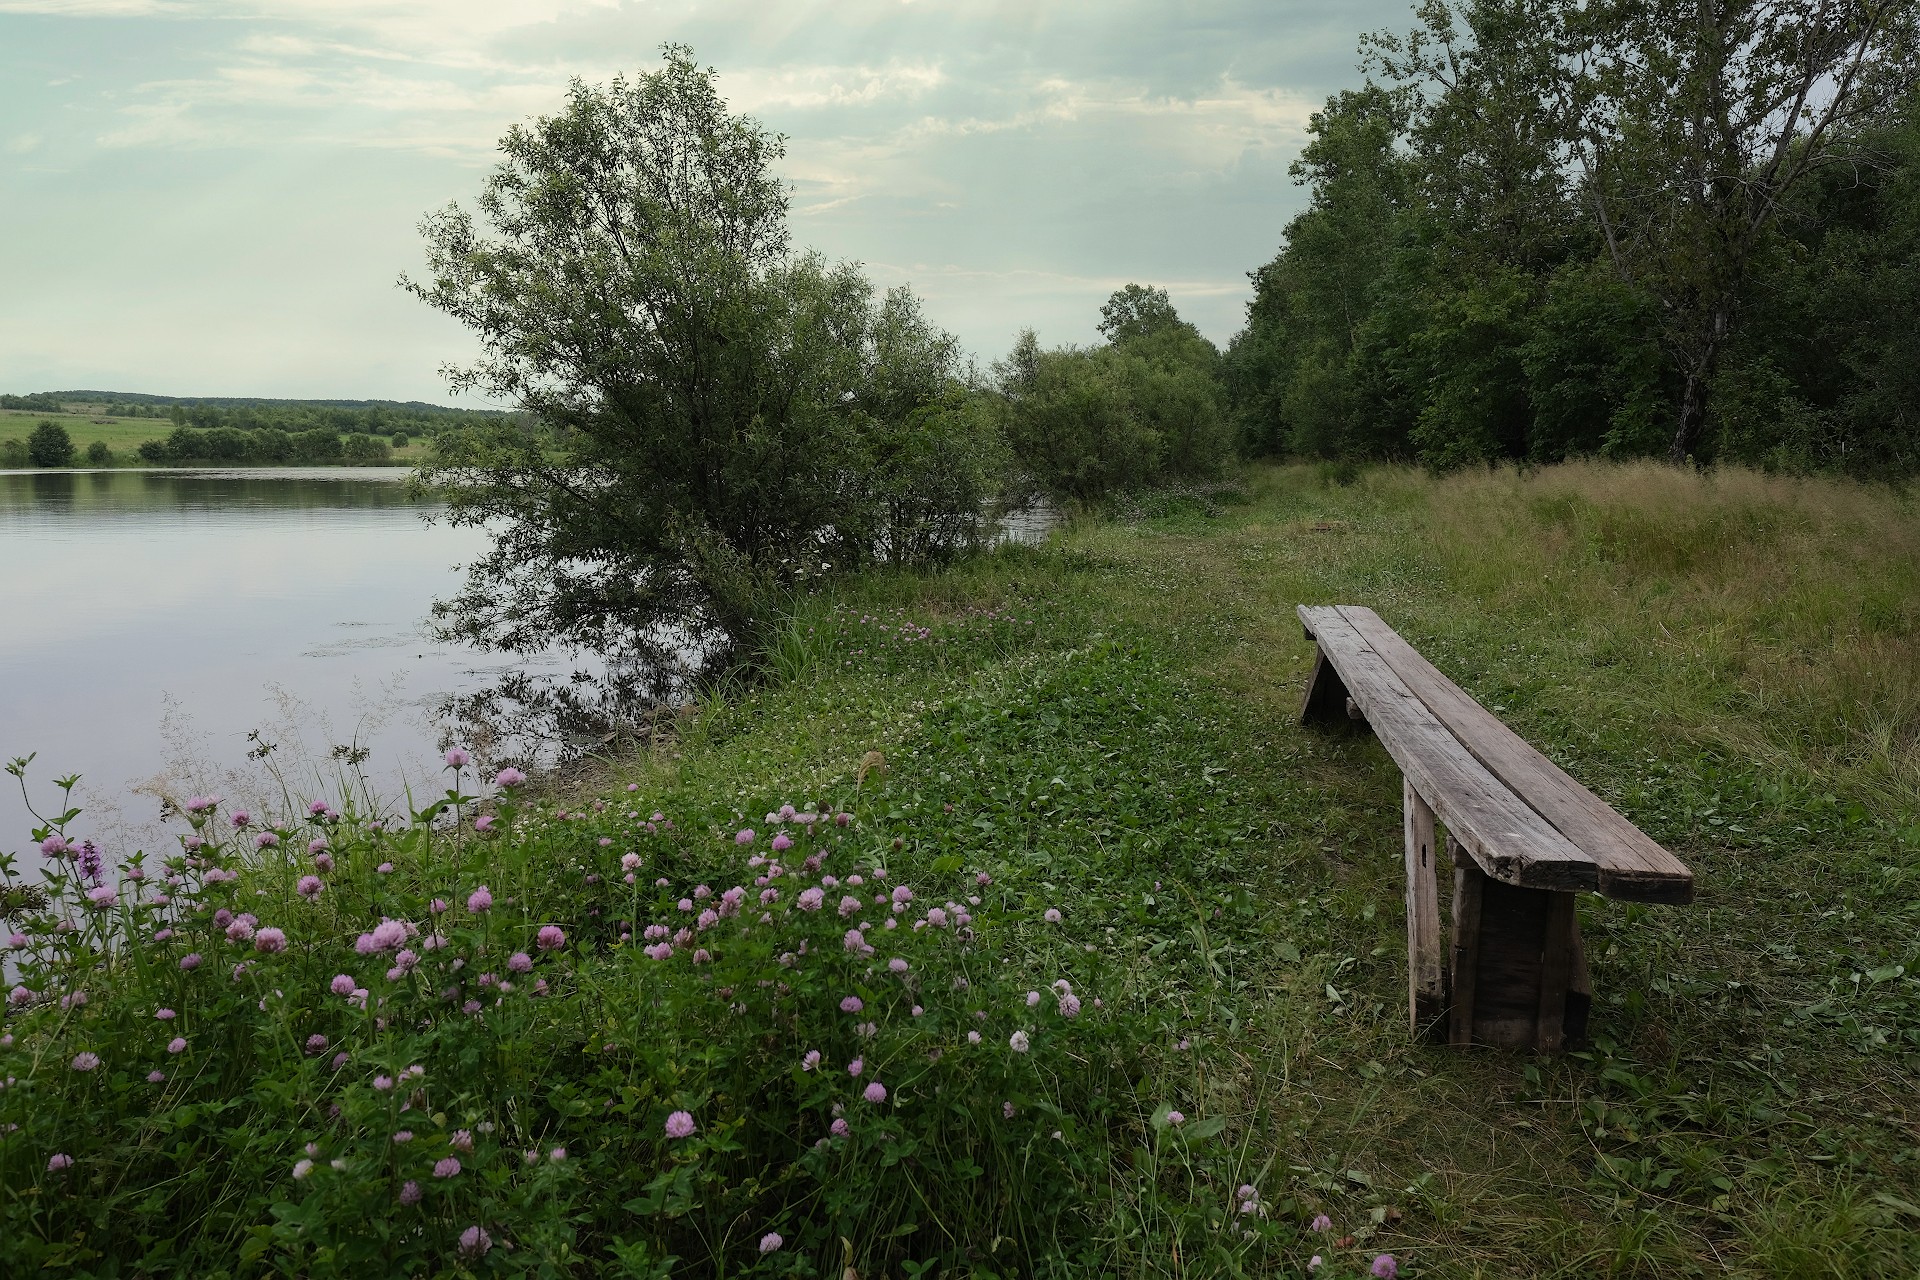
[407, 48, 999, 670]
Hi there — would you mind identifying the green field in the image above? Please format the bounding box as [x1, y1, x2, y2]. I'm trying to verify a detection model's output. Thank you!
[0, 408, 436, 467]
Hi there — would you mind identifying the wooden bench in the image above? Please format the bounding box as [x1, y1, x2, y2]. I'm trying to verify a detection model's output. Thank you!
[1298, 604, 1693, 1052]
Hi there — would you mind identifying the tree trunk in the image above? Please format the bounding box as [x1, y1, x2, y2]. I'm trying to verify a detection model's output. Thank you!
[1667, 304, 1731, 464]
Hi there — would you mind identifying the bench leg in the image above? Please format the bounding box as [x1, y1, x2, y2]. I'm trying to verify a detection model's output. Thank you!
[1447, 838, 1482, 1047]
[1402, 778, 1446, 1039]
[1298, 645, 1356, 726]
[1445, 844, 1592, 1052]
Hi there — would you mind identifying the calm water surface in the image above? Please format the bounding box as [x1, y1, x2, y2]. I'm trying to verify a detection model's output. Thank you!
[0, 468, 553, 861]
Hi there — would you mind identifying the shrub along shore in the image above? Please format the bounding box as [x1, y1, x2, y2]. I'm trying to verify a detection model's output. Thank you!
[4, 460, 1918, 1277]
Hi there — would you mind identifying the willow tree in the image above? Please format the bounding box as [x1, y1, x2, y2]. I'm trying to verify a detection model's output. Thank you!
[405, 47, 995, 672]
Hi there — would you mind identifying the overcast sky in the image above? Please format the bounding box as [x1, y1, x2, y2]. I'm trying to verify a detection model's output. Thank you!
[0, 0, 1412, 404]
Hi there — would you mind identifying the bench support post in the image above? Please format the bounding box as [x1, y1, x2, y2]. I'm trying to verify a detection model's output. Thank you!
[1402, 779, 1446, 1039]
[1298, 645, 1356, 727]
[1443, 841, 1592, 1051]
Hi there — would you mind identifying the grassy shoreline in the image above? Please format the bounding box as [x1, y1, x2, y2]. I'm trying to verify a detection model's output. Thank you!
[4, 460, 1917, 1276]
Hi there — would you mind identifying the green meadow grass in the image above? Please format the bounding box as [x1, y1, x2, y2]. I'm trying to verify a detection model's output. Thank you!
[657, 458, 1920, 1276]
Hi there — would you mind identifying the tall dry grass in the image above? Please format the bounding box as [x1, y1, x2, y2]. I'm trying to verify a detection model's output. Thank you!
[1399, 461, 1920, 815]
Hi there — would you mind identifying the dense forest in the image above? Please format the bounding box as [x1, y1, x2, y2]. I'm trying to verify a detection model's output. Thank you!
[1222, 0, 1919, 474]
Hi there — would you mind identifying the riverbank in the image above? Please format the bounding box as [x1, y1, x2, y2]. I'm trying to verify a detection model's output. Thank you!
[4, 460, 1917, 1276]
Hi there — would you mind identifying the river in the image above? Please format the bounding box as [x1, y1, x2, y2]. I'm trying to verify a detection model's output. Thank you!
[0, 467, 560, 864]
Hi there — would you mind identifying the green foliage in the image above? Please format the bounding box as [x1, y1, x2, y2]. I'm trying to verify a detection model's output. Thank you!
[341, 433, 392, 464]
[26, 420, 74, 468]
[2, 438, 29, 468]
[1230, 2, 1920, 475]
[84, 440, 112, 466]
[407, 48, 996, 664]
[997, 287, 1233, 501]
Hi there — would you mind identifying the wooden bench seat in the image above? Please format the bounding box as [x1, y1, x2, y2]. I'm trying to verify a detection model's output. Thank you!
[1298, 604, 1693, 1052]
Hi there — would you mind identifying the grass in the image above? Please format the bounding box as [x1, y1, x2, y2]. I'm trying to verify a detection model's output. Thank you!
[4, 457, 1916, 1275]
[0, 409, 435, 467]
[605, 458, 1920, 1275]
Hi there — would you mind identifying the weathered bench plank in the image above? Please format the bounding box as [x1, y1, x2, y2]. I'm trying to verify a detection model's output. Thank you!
[1339, 607, 1692, 905]
[1299, 605, 1597, 893]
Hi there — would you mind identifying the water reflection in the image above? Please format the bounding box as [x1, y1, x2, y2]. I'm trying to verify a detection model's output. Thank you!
[0, 468, 526, 863]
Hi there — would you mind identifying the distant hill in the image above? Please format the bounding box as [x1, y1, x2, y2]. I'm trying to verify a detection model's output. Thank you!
[22, 391, 502, 416]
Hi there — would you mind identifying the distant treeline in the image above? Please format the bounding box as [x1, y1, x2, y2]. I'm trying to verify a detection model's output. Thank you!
[1222, 1, 1918, 475]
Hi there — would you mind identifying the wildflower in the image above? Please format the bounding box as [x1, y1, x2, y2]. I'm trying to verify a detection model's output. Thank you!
[306, 1034, 328, 1054]
[155, 1008, 176, 1021]
[1309, 1257, 1323, 1273]
[399, 1179, 422, 1205]
[1238, 1185, 1258, 1202]
[293, 1158, 314, 1179]
[451, 1129, 474, 1152]
[373, 1075, 394, 1091]
[1044, 907, 1062, 923]
[968, 1030, 981, 1044]
[840, 995, 864, 1013]
[71, 1052, 100, 1072]
[1026, 990, 1041, 1007]
[912, 1005, 924, 1016]
[1165, 1110, 1185, 1126]
[664, 1111, 696, 1139]
[87, 883, 117, 908]
[255, 832, 279, 849]
[1371, 1257, 1398, 1279]
[167, 1038, 186, 1054]
[830, 1117, 850, 1136]
[889, 957, 908, 973]
[549, 1146, 566, 1161]
[864, 1081, 887, 1104]
[1003, 1101, 1016, 1119]
[760, 1232, 784, 1253]
[474, 815, 496, 835]
[148, 1070, 165, 1082]
[445, 748, 470, 767]
[1311, 1214, 1332, 1232]
[644, 942, 673, 961]
[494, 767, 525, 787]
[297, 875, 323, 899]
[467, 886, 493, 913]
[1009, 1031, 1030, 1053]
[433, 1157, 461, 1178]
[255, 927, 288, 953]
[925, 907, 948, 928]
[976, 871, 992, 885]
[330, 973, 356, 996]
[231, 811, 251, 828]
[508, 951, 533, 973]
[225, 918, 256, 943]
[47, 1153, 73, 1171]
[801, 1050, 821, 1071]
[331, 1052, 349, 1069]
[797, 887, 825, 912]
[458, 1225, 491, 1258]
[891, 885, 913, 905]
[735, 829, 754, 845]
[1059, 992, 1082, 1019]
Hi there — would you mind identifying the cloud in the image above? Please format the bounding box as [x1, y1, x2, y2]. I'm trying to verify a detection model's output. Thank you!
[6, 132, 41, 152]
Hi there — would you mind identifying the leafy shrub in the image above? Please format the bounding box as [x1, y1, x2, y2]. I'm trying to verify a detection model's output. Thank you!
[297, 428, 344, 461]
[136, 439, 169, 463]
[342, 433, 392, 463]
[27, 421, 74, 468]
[2, 439, 28, 468]
[391, 432, 410, 449]
[85, 440, 112, 466]
[251, 428, 296, 463]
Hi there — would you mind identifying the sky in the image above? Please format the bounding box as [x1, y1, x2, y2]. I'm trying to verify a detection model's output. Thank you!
[0, 0, 1413, 404]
